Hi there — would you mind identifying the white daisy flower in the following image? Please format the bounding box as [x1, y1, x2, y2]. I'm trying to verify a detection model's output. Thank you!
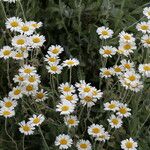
[60, 93, 78, 104]
[100, 67, 114, 78]
[118, 42, 137, 56]
[55, 134, 73, 149]
[121, 138, 138, 150]
[23, 84, 38, 95]
[92, 87, 103, 99]
[76, 139, 92, 150]
[95, 131, 110, 142]
[75, 80, 87, 88]
[129, 80, 143, 92]
[0, 107, 15, 118]
[113, 65, 124, 75]
[143, 7, 150, 19]
[17, 22, 35, 35]
[48, 45, 64, 56]
[104, 100, 120, 112]
[80, 93, 97, 107]
[29, 34, 46, 48]
[64, 115, 79, 128]
[46, 64, 63, 74]
[44, 55, 60, 65]
[23, 74, 41, 85]
[29, 114, 45, 126]
[12, 35, 28, 48]
[121, 59, 135, 71]
[63, 58, 79, 68]
[96, 26, 113, 39]
[141, 34, 150, 48]
[5, 17, 22, 31]
[56, 100, 75, 115]
[0, 46, 13, 59]
[29, 21, 43, 29]
[136, 21, 150, 33]
[19, 65, 37, 76]
[138, 63, 150, 77]
[19, 121, 35, 135]
[78, 84, 93, 95]
[58, 82, 75, 94]
[0, 97, 17, 109]
[13, 74, 25, 84]
[9, 86, 23, 99]
[33, 89, 48, 102]
[88, 124, 105, 137]
[119, 31, 135, 43]
[117, 103, 131, 118]
[108, 114, 122, 129]
[99, 46, 117, 58]
[12, 51, 29, 60]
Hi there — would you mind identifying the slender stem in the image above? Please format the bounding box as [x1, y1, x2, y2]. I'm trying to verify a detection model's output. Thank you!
[17, 0, 26, 21]
[39, 126, 49, 150]
[0, 0, 7, 19]
[7, 60, 12, 89]
[5, 119, 18, 150]
[22, 135, 25, 150]
[69, 67, 72, 84]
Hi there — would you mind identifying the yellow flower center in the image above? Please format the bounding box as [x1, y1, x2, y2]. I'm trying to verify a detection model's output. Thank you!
[66, 95, 73, 101]
[108, 104, 116, 109]
[112, 118, 119, 125]
[104, 49, 112, 55]
[124, 64, 131, 69]
[52, 48, 59, 54]
[101, 30, 108, 35]
[92, 128, 100, 134]
[36, 92, 44, 99]
[26, 85, 33, 91]
[63, 86, 71, 92]
[93, 90, 97, 96]
[5, 101, 13, 108]
[32, 37, 41, 43]
[14, 89, 21, 95]
[128, 75, 136, 81]
[10, 21, 19, 27]
[33, 118, 40, 124]
[144, 65, 150, 71]
[145, 39, 150, 44]
[114, 67, 121, 72]
[18, 76, 24, 81]
[104, 70, 111, 75]
[28, 76, 36, 83]
[99, 134, 105, 139]
[24, 68, 32, 74]
[15, 52, 23, 58]
[48, 57, 57, 62]
[20, 47, 27, 51]
[32, 23, 38, 28]
[123, 44, 131, 50]
[66, 61, 74, 65]
[67, 119, 75, 125]
[124, 35, 131, 40]
[3, 50, 11, 56]
[50, 66, 58, 72]
[17, 39, 25, 45]
[80, 143, 88, 149]
[125, 141, 133, 148]
[84, 96, 92, 102]
[3, 111, 11, 116]
[21, 26, 29, 32]
[141, 25, 149, 30]
[83, 87, 91, 92]
[22, 125, 31, 132]
[60, 139, 68, 145]
[119, 107, 127, 114]
[61, 106, 69, 111]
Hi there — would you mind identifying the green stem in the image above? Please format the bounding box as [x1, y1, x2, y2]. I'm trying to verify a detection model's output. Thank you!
[17, 0, 26, 21]
[5, 119, 18, 150]
[0, 0, 7, 19]
[69, 67, 72, 84]
[39, 126, 49, 150]
[22, 135, 25, 150]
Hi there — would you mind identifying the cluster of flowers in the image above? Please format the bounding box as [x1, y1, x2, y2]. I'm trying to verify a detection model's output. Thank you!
[104, 100, 131, 128]
[19, 114, 45, 135]
[0, 16, 45, 60]
[45, 45, 79, 74]
[2, 0, 16, 3]
[55, 81, 103, 149]
[97, 7, 150, 92]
